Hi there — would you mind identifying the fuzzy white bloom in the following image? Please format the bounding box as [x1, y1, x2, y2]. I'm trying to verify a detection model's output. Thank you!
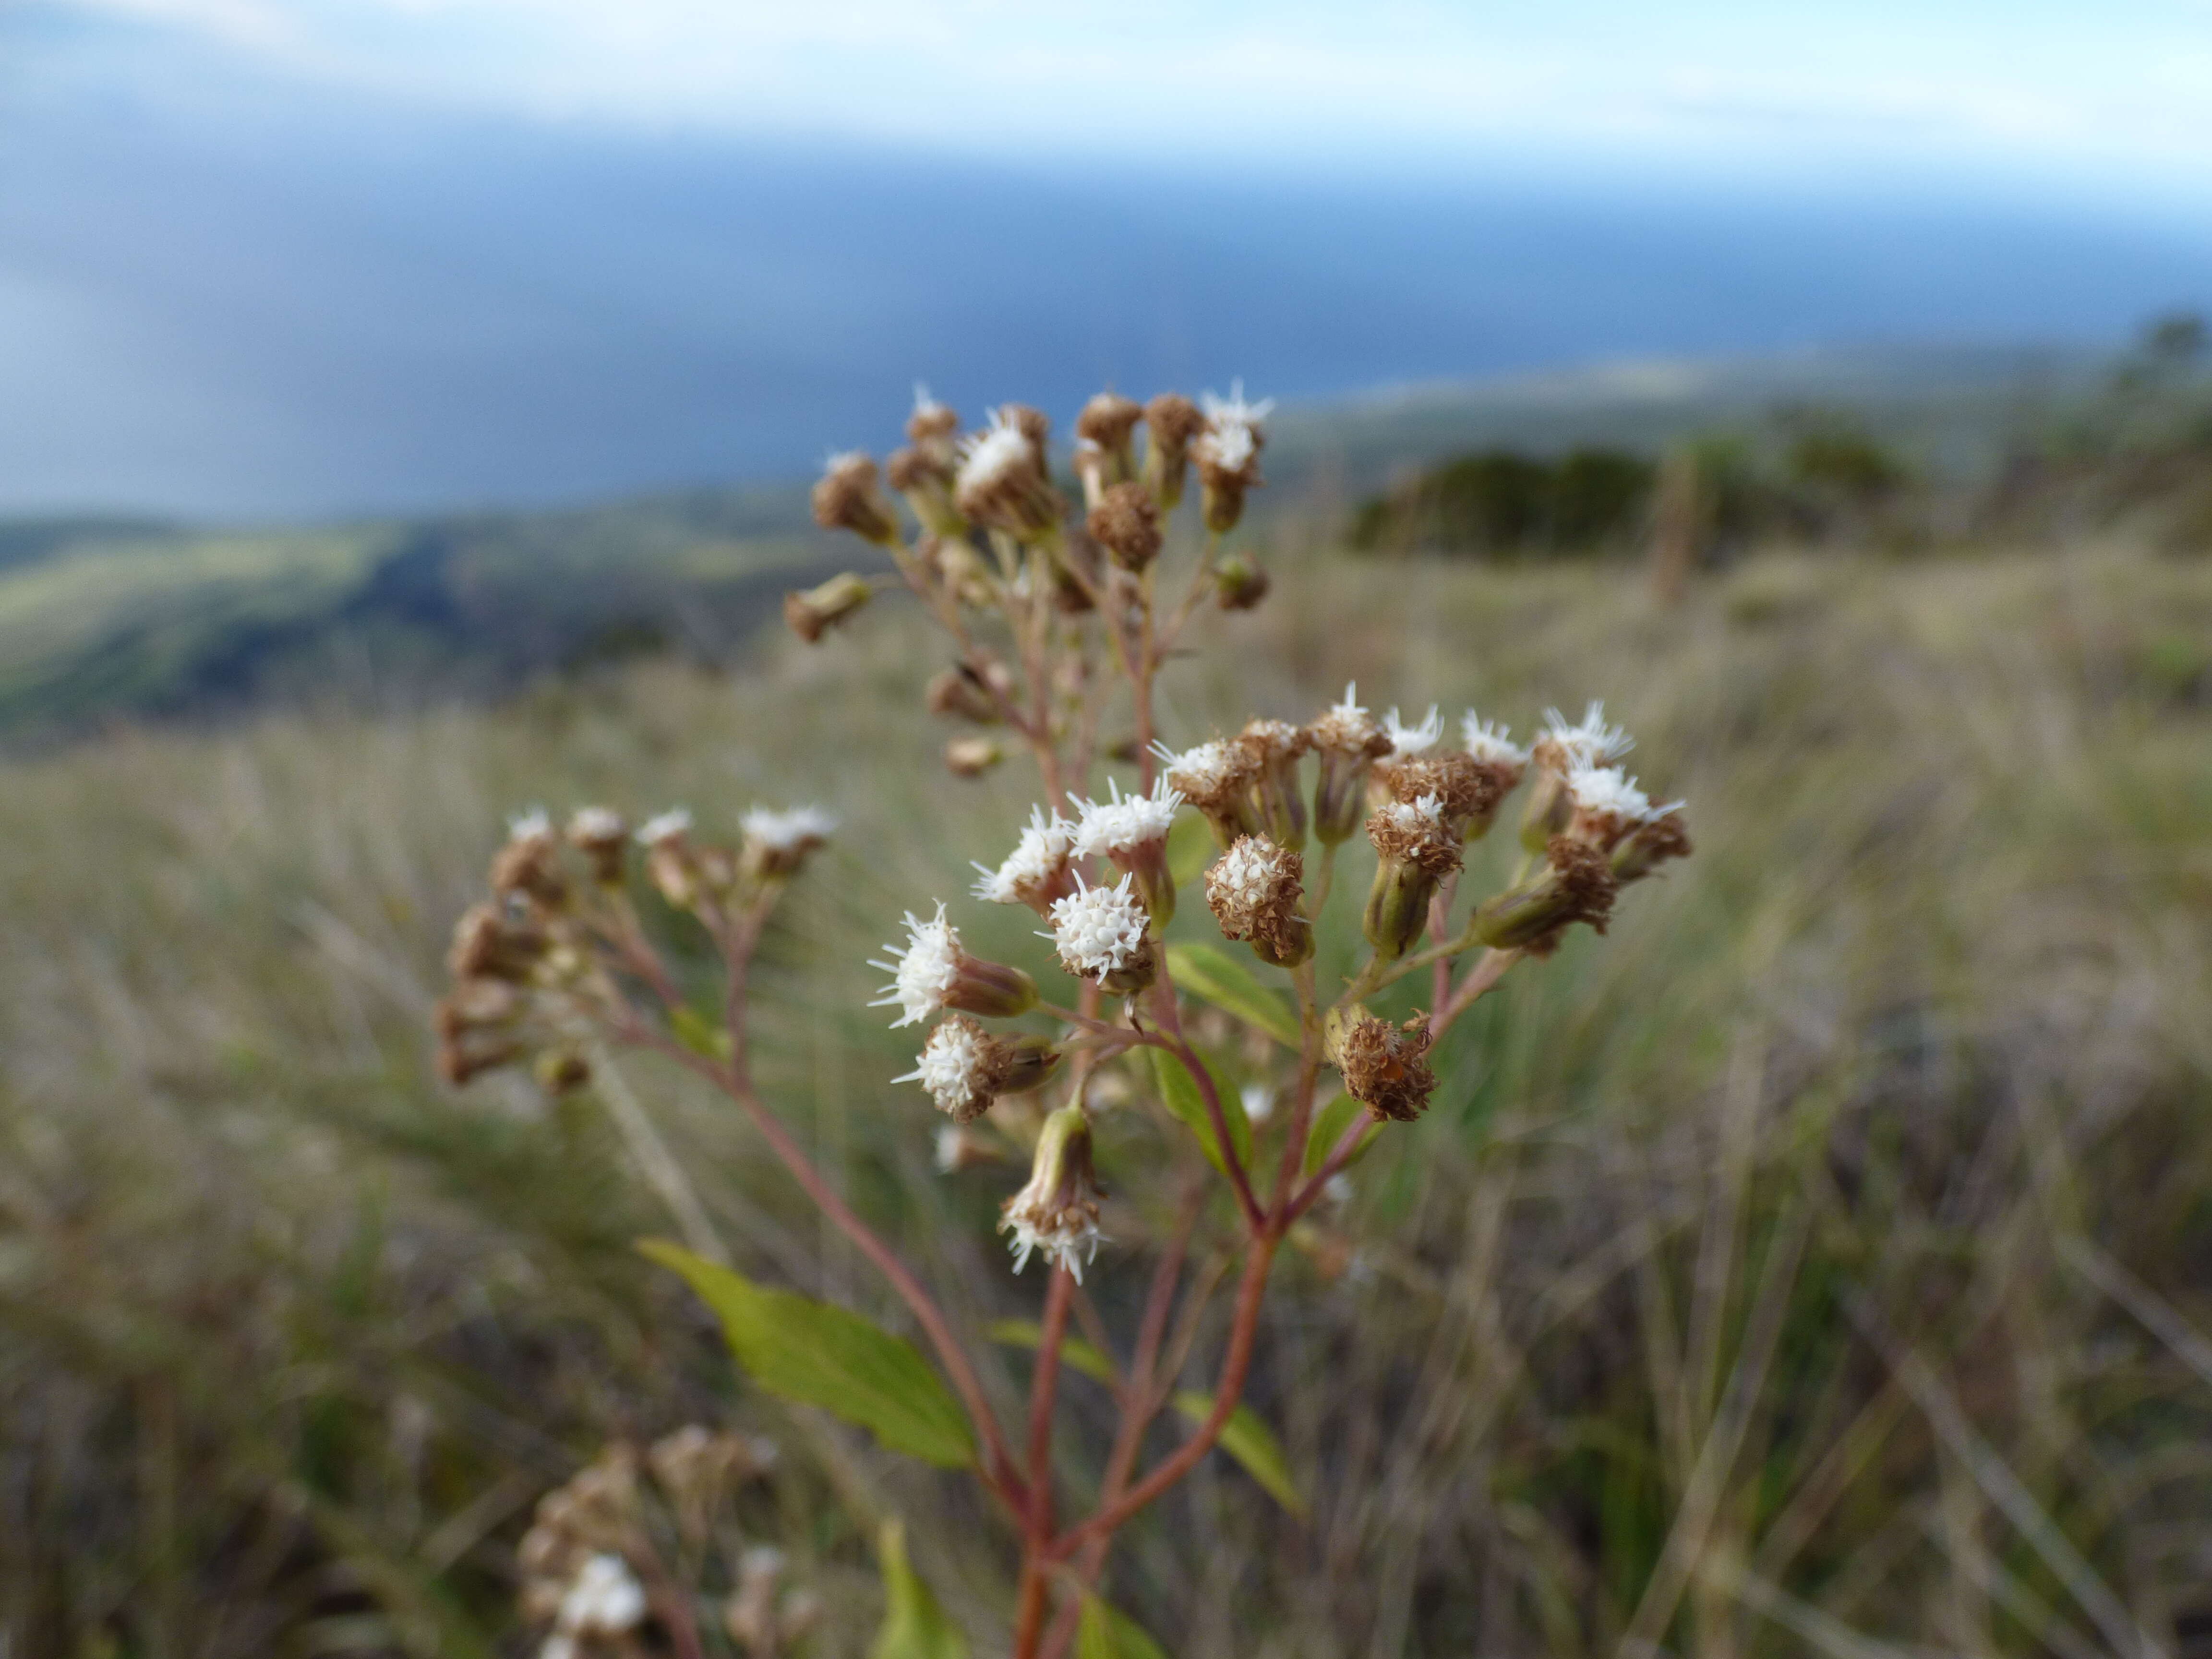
[1543, 701, 1635, 765]
[636, 807, 692, 846]
[741, 804, 838, 850]
[1192, 421, 1257, 474]
[913, 381, 946, 420]
[1241, 1082, 1275, 1125]
[957, 411, 1033, 495]
[1377, 793, 1448, 836]
[895, 1018, 998, 1119]
[1201, 380, 1276, 430]
[935, 1124, 966, 1172]
[559, 1554, 647, 1637]
[1004, 1207, 1103, 1280]
[972, 806, 1077, 904]
[1309, 681, 1378, 750]
[1071, 777, 1182, 859]
[567, 805, 624, 842]
[1154, 738, 1244, 799]
[869, 902, 963, 1027]
[507, 807, 552, 841]
[1382, 705, 1444, 757]
[1566, 764, 1657, 822]
[1209, 835, 1290, 909]
[1045, 874, 1150, 977]
[1460, 711, 1529, 766]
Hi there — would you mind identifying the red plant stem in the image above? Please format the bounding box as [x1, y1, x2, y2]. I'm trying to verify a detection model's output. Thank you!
[1147, 983, 1263, 1230]
[1286, 1113, 1370, 1220]
[1012, 1267, 1077, 1659]
[1265, 962, 1326, 1215]
[1430, 945, 1521, 1040]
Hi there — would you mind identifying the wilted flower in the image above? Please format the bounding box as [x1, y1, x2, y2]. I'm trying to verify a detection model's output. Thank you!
[1158, 736, 1263, 847]
[740, 804, 836, 880]
[1383, 752, 1508, 842]
[1046, 873, 1156, 994]
[1521, 701, 1632, 851]
[811, 452, 902, 546]
[1088, 481, 1163, 572]
[896, 1014, 1058, 1123]
[972, 805, 1080, 915]
[1000, 1106, 1106, 1279]
[1193, 382, 1271, 533]
[1473, 836, 1619, 953]
[1204, 835, 1311, 967]
[1333, 1011, 1437, 1123]
[1612, 808, 1694, 883]
[1143, 392, 1205, 509]
[1073, 777, 1183, 924]
[957, 408, 1063, 542]
[1362, 794, 1463, 959]
[906, 384, 960, 455]
[784, 571, 874, 644]
[1307, 683, 1394, 845]
[870, 903, 1039, 1027]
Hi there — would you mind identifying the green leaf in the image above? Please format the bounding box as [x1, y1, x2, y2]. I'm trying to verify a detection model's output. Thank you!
[1302, 1092, 1380, 1177]
[1077, 1596, 1171, 1659]
[1148, 1047, 1251, 1180]
[1164, 942, 1301, 1048]
[642, 1240, 975, 1468]
[870, 1518, 970, 1659]
[1166, 813, 1214, 888]
[1170, 1392, 1306, 1515]
[986, 1319, 1117, 1387]
[669, 1006, 733, 1062]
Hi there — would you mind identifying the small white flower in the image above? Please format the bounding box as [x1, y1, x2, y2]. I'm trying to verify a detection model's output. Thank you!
[869, 902, 963, 1027]
[1543, 701, 1635, 766]
[1192, 421, 1258, 475]
[1071, 777, 1182, 859]
[1209, 835, 1290, 911]
[957, 410, 1033, 495]
[972, 806, 1077, 905]
[1378, 793, 1447, 836]
[1154, 738, 1244, 799]
[1045, 874, 1150, 978]
[559, 1553, 647, 1637]
[1460, 711, 1529, 767]
[1004, 1207, 1103, 1280]
[567, 805, 625, 842]
[1241, 1082, 1274, 1124]
[895, 1017, 1000, 1119]
[636, 807, 692, 846]
[1309, 681, 1379, 751]
[1382, 705, 1443, 757]
[1201, 380, 1275, 431]
[1566, 764, 1656, 823]
[507, 807, 551, 841]
[934, 1123, 966, 1172]
[741, 804, 839, 851]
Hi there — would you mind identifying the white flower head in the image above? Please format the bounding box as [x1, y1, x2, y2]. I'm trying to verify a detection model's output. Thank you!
[1566, 764, 1656, 823]
[1309, 681, 1381, 752]
[567, 805, 625, 843]
[1379, 792, 1448, 837]
[1201, 380, 1276, 432]
[957, 409, 1034, 496]
[636, 807, 692, 846]
[894, 1016, 1004, 1121]
[869, 902, 963, 1027]
[1382, 705, 1444, 757]
[1000, 1108, 1105, 1281]
[972, 805, 1078, 906]
[1192, 421, 1258, 475]
[1542, 701, 1635, 767]
[1154, 737, 1257, 808]
[559, 1554, 647, 1637]
[1071, 776, 1183, 859]
[1460, 711, 1529, 767]
[1045, 874, 1150, 978]
[741, 804, 839, 852]
[507, 807, 552, 842]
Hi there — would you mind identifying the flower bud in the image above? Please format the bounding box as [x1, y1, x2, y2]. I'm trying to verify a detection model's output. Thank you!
[811, 451, 902, 547]
[1142, 393, 1205, 509]
[783, 572, 873, 644]
[1087, 481, 1164, 572]
[1522, 702, 1634, 851]
[944, 735, 1005, 778]
[1307, 684, 1394, 846]
[872, 903, 1040, 1028]
[1072, 777, 1183, 927]
[1362, 794, 1463, 960]
[897, 1015, 1059, 1123]
[1473, 837, 1618, 952]
[1331, 1010, 1437, 1123]
[740, 805, 837, 881]
[907, 385, 961, 458]
[1383, 753, 1505, 843]
[1611, 810, 1693, 884]
[447, 902, 548, 983]
[1046, 874, 1156, 996]
[1214, 553, 1269, 610]
[1238, 718, 1310, 851]
[491, 811, 567, 909]
[1456, 714, 1530, 841]
[1000, 1106, 1106, 1279]
[1076, 392, 1143, 486]
[566, 806, 628, 885]
[957, 408, 1064, 544]
[1565, 764, 1670, 854]
[1204, 835, 1312, 968]
[888, 445, 965, 537]
[1158, 736, 1265, 848]
[972, 805, 1080, 916]
[925, 662, 1007, 725]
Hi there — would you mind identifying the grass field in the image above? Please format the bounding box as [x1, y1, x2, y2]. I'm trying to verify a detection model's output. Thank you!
[2, 530, 2209, 1656]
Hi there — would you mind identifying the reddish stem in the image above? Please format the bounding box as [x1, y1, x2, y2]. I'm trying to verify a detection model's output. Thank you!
[1012, 1267, 1077, 1659]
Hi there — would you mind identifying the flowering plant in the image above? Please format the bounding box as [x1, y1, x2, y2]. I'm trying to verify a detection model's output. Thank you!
[438, 385, 1690, 1657]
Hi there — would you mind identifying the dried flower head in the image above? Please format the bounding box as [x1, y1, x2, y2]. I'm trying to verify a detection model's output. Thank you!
[1309, 683, 1394, 844]
[1474, 836, 1619, 953]
[945, 735, 1005, 777]
[1384, 751, 1508, 840]
[956, 409, 1062, 541]
[896, 1015, 1019, 1123]
[1204, 835, 1311, 966]
[926, 660, 1010, 724]
[907, 383, 960, 451]
[1214, 553, 1270, 610]
[1334, 1012, 1437, 1123]
[1613, 809, 1694, 883]
[888, 445, 964, 536]
[1363, 793, 1464, 958]
[811, 451, 902, 546]
[784, 571, 874, 644]
[491, 813, 566, 908]
[447, 901, 548, 983]
[1308, 683, 1390, 760]
[1088, 481, 1164, 571]
[1566, 764, 1676, 852]
[1000, 1106, 1106, 1280]
[1046, 873, 1155, 993]
[1075, 392, 1144, 463]
[741, 804, 837, 879]
[1143, 392, 1205, 507]
[972, 805, 1080, 915]
[1382, 705, 1444, 758]
[1535, 700, 1635, 769]
[1158, 736, 1264, 846]
[1238, 717, 1311, 849]
[871, 902, 1039, 1027]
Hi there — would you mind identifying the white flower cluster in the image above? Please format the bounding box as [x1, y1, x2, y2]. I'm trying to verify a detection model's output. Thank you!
[895, 1018, 998, 1119]
[1382, 705, 1443, 756]
[741, 804, 839, 851]
[972, 805, 1077, 904]
[1543, 700, 1635, 766]
[1071, 777, 1182, 859]
[870, 903, 963, 1028]
[1045, 874, 1151, 978]
[1155, 738, 1244, 798]
[956, 411, 1032, 495]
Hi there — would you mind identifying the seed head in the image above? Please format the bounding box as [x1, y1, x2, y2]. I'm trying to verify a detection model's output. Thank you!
[1204, 835, 1311, 966]
[1088, 481, 1163, 571]
[972, 805, 1080, 915]
[811, 452, 902, 546]
[1334, 1012, 1437, 1123]
[1308, 683, 1391, 760]
[1613, 809, 1694, 884]
[1366, 794, 1463, 877]
[1046, 873, 1155, 992]
[1000, 1106, 1106, 1280]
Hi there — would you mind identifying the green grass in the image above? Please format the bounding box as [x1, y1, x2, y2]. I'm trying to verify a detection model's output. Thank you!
[1, 534, 2208, 1655]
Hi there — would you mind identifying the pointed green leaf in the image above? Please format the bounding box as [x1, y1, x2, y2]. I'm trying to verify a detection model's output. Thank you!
[1166, 813, 1214, 888]
[986, 1320, 1117, 1387]
[1148, 1047, 1250, 1179]
[669, 1006, 733, 1062]
[1170, 1392, 1306, 1515]
[1301, 1092, 1380, 1177]
[1077, 1596, 1171, 1659]
[642, 1240, 975, 1468]
[870, 1518, 970, 1659]
[1164, 942, 1301, 1048]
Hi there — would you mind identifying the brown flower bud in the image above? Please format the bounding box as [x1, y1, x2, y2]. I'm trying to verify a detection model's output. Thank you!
[447, 902, 548, 982]
[1362, 795, 1464, 959]
[1473, 836, 1618, 952]
[1238, 718, 1310, 852]
[945, 735, 1004, 777]
[1307, 685, 1394, 846]
[782, 571, 873, 644]
[1160, 736, 1265, 848]
[564, 806, 627, 884]
[956, 411, 1064, 543]
[926, 661, 1009, 724]
[490, 817, 567, 909]
[1383, 752, 1508, 842]
[1205, 835, 1312, 967]
[811, 452, 902, 546]
[1332, 1010, 1437, 1123]
[888, 445, 965, 537]
[739, 806, 837, 882]
[1088, 481, 1163, 572]
[1215, 553, 1269, 610]
[1076, 392, 1143, 484]
[907, 389, 961, 454]
[1611, 811, 1693, 884]
[1143, 393, 1204, 509]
